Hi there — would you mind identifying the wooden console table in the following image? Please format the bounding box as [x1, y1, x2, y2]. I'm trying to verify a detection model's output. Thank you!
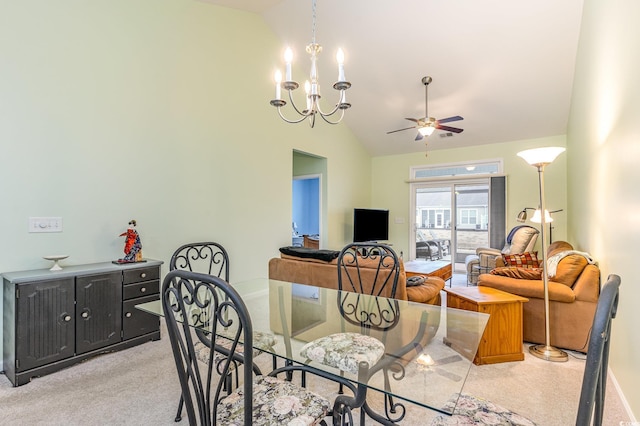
[444, 286, 528, 365]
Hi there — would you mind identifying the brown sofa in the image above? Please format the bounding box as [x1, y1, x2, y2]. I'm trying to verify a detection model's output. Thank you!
[268, 250, 445, 361]
[478, 241, 600, 352]
[268, 253, 445, 305]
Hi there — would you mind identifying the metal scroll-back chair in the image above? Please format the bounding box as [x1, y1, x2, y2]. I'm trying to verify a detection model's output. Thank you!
[162, 270, 331, 425]
[301, 243, 410, 425]
[170, 242, 276, 422]
[576, 274, 621, 426]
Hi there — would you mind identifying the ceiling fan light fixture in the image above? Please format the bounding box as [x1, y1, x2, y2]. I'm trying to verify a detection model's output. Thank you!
[386, 77, 464, 155]
[418, 126, 435, 136]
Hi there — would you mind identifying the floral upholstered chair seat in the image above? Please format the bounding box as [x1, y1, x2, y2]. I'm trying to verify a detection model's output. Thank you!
[300, 332, 385, 375]
[217, 375, 330, 425]
[193, 330, 277, 369]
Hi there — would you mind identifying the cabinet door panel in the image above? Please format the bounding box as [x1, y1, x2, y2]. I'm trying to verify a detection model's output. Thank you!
[16, 278, 75, 372]
[76, 273, 122, 354]
[123, 295, 160, 340]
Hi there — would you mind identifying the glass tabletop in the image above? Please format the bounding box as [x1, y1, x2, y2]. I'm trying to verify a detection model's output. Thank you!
[137, 278, 489, 415]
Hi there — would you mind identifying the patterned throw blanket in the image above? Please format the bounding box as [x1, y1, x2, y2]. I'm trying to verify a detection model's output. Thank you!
[546, 250, 595, 277]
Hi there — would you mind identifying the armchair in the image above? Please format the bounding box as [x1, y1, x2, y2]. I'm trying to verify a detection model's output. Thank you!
[465, 225, 539, 285]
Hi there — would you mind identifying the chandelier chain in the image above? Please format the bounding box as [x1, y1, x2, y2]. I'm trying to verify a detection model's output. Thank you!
[311, 0, 317, 44]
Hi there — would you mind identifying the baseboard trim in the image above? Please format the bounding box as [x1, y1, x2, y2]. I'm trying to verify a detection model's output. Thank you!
[609, 367, 638, 422]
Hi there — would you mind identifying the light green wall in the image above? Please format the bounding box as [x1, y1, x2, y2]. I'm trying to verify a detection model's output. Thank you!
[0, 1, 370, 358]
[567, 0, 640, 418]
[371, 135, 568, 259]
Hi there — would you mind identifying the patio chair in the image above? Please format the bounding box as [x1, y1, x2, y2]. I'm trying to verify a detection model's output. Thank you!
[162, 269, 331, 425]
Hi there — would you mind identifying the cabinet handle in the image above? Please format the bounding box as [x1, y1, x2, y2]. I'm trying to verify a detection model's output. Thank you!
[140, 287, 146, 293]
[140, 272, 147, 278]
[64, 315, 71, 322]
[81, 312, 89, 318]
[125, 312, 132, 318]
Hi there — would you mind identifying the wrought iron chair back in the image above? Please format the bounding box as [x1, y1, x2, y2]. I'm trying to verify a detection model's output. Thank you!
[162, 270, 253, 426]
[576, 274, 621, 426]
[337, 243, 401, 331]
[338, 291, 400, 332]
[337, 243, 400, 299]
[170, 241, 229, 280]
[170, 242, 230, 346]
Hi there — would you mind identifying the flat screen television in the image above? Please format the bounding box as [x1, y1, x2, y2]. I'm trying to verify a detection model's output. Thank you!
[353, 208, 389, 242]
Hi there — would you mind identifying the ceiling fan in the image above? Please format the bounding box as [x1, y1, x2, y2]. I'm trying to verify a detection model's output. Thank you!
[387, 76, 464, 141]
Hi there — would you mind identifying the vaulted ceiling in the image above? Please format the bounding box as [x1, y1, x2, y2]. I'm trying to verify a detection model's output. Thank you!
[200, 0, 584, 156]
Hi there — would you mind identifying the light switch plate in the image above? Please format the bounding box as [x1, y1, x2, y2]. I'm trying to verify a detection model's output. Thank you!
[29, 217, 63, 233]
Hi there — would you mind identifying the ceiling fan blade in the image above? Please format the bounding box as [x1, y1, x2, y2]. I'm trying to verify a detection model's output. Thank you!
[437, 115, 463, 124]
[415, 132, 424, 141]
[387, 126, 417, 134]
[436, 124, 464, 133]
[405, 117, 421, 124]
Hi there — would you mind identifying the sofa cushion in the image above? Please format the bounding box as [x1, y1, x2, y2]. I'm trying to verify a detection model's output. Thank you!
[405, 277, 444, 305]
[501, 252, 540, 268]
[480, 278, 576, 303]
[552, 254, 588, 287]
[490, 267, 543, 280]
[547, 241, 573, 257]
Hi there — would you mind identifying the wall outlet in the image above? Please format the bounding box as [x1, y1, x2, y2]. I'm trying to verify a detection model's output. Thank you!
[29, 217, 63, 233]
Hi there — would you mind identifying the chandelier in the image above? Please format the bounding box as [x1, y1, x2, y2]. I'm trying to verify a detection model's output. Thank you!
[269, 0, 351, 127]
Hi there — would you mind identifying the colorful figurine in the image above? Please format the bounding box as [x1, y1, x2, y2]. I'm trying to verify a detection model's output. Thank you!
[118, 219, 143, 263]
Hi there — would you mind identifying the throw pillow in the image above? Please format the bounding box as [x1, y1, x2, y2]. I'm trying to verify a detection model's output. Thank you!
[490, 267, 543, 280]
[502, 251, 540, 269]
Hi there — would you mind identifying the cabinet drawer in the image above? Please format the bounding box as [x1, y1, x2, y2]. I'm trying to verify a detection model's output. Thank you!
[123, 280, 159, 300]
[123, 295, 160, 340]
[123, 267, 159, 284]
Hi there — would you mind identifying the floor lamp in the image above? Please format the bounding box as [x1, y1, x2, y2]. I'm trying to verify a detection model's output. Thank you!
[517, 208, 563, 243]
[517, 147, 568, 362]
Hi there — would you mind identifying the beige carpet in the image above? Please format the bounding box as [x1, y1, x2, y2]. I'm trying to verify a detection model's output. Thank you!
[0, 324, 630, 425]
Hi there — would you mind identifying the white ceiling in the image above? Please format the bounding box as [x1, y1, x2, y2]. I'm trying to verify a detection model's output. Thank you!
[200, 0, 584, 156]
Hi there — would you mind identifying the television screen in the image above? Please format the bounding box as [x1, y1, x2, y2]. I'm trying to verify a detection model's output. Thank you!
[353, 208, 389, 242]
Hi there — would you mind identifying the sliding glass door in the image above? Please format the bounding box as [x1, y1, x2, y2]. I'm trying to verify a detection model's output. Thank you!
[453, 183, 489, 263]
[411, 180, 490, 266]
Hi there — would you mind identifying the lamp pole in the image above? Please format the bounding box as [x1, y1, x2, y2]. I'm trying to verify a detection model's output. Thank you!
[517, 147, 568, 362]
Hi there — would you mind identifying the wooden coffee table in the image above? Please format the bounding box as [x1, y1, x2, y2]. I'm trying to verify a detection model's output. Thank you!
[404, 260, 452, 282]
[443, 286, 528, 365]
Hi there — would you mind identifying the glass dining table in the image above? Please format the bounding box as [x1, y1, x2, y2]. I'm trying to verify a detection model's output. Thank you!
[136, 278, 489, 424]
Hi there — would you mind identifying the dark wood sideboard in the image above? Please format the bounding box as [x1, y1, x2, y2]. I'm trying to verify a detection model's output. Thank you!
[2, 260, 162, 386]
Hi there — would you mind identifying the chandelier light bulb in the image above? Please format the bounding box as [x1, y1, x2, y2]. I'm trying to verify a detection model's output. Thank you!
[336, 48, 345, 81]
[284, 47, 293, 81]
[274, 70, 282, 100]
